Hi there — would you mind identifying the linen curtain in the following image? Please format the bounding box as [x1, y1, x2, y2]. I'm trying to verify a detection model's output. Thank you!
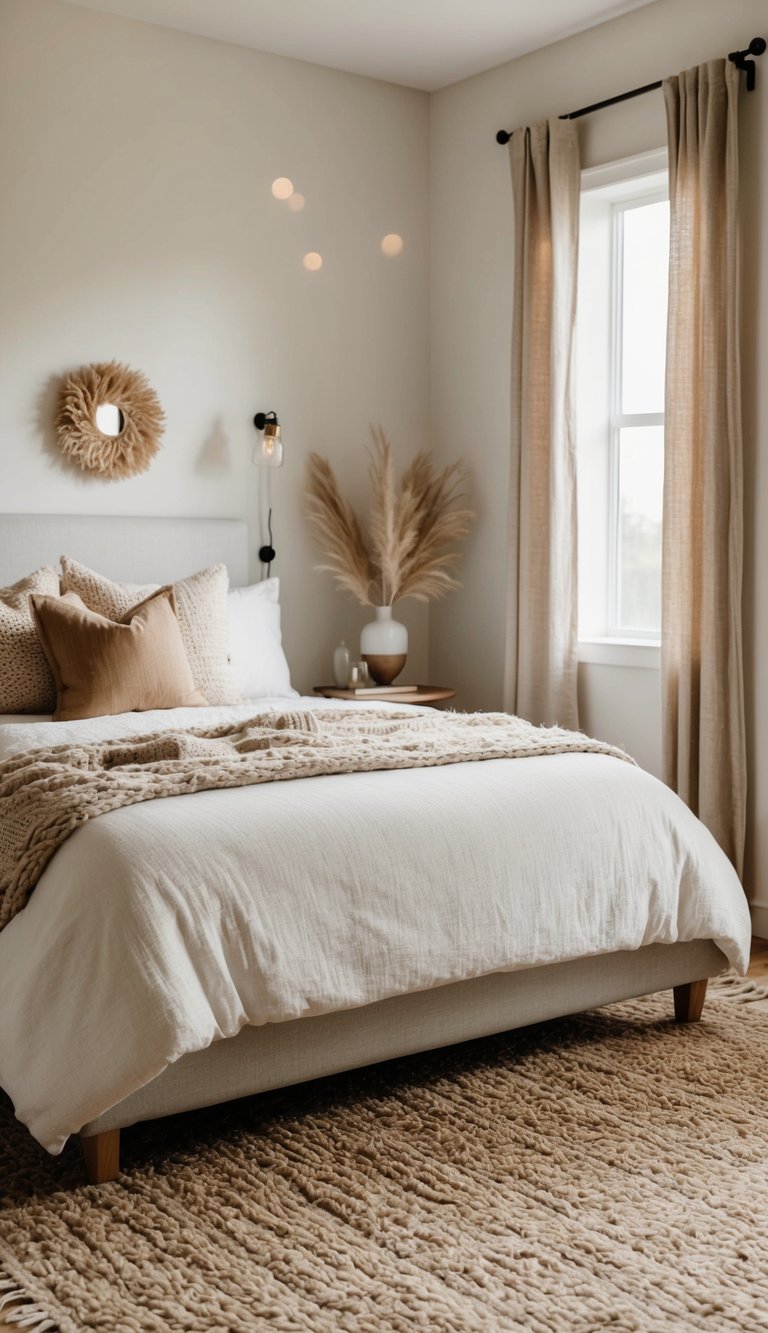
[662, 60, 746, 874]
[503, 119, 580, 729]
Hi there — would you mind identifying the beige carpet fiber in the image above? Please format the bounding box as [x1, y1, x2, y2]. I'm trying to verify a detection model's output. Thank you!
[2, 988, 768, 1332]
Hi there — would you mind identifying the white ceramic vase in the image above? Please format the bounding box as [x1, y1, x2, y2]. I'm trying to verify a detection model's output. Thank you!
[361, 606, 408, 685]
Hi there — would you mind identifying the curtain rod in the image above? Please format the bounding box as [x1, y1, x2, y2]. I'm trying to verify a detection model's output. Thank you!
[495, 35, 765, 144]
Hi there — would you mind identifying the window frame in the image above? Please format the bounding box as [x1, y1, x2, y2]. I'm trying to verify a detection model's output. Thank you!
[576, 149, 669, 665]
[607, 188, 667, 640]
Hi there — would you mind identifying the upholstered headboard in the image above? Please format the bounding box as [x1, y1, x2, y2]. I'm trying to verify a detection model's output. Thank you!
[0, 515, 249, 588]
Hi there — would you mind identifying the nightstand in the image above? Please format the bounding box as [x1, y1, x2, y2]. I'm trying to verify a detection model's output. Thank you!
[314, 686, 455, 707]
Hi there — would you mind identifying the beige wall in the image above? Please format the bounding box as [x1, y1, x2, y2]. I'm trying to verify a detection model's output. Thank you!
[430, 0, 768, 914]
[0, 0, 431, 691]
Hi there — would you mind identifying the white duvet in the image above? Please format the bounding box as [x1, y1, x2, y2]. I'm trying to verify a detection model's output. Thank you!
[0, 700, 752, 1153]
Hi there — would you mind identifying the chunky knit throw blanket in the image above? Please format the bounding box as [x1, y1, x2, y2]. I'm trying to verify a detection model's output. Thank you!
[0, 709, 632, 933]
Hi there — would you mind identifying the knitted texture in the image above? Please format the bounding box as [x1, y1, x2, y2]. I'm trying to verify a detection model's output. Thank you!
[0, 990, 765, 1332]
[0, 568, 60, 713]
[0, 709, 631, 933]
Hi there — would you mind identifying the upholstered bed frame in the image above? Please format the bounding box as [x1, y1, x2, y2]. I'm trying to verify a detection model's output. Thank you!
[0, 514, 724, 1185]
[0, 513, 251, 590]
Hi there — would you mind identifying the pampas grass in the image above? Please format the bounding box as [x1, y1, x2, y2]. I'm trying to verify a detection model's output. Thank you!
[305, 453, 375, 604]
[306, 428, 474, 606]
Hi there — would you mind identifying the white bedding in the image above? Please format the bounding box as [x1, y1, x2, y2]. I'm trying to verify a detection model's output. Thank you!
[0, 700, 752, 1154]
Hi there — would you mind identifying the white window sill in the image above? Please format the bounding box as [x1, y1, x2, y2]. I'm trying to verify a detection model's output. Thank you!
[577, 638, 660, 669]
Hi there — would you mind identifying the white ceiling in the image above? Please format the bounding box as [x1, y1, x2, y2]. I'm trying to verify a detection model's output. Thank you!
[58, 0, 660, 91]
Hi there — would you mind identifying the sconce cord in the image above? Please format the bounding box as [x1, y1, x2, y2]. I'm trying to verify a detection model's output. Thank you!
[258, 508, 276, 577]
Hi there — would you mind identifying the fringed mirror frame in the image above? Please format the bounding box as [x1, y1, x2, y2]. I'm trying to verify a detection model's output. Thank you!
[55, 361, 165, 480]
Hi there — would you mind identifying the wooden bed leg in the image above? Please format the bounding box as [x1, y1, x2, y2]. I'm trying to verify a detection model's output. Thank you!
[673, 978, 708, 1023]
[81, 1128, 120, 1184]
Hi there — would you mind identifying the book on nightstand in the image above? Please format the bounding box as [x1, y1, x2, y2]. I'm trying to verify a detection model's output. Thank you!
[326, 683, 419, 697]
[315, 685, 455, 705]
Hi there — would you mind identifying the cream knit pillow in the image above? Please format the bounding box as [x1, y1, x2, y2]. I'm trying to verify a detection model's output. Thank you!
[60, 557, 241, 705]
[0, 567, 60, 713]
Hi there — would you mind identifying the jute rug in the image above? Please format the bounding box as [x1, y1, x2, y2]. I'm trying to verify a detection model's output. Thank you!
[2, 983, 768, 1332]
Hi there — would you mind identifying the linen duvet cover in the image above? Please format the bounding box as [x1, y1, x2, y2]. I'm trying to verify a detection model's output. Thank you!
[0, 699, 752, 1154]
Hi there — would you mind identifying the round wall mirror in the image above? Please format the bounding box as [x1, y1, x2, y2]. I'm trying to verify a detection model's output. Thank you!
[55, 361, 165, 480]
[95, 403, 125, 437]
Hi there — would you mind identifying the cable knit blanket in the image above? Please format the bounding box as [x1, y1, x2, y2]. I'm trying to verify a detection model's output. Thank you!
[0, 709, 633, 933]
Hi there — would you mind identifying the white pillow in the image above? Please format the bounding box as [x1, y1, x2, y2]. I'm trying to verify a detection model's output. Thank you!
[227, 579, 297, 700]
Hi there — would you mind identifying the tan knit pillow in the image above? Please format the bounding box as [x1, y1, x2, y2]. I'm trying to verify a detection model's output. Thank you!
[30, 589, 208, 722]
[60, 557, 240, 705]
[0, 568, 60, 713]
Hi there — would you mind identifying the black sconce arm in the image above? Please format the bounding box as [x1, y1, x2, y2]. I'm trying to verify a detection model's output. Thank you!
[253, 410, 278, 430]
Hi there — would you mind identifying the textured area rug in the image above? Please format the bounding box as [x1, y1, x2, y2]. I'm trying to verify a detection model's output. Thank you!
[2, 989, 768, 1332]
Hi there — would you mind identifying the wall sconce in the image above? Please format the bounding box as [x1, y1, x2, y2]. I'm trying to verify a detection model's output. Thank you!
[252, 410, 284, 467]
[253, 410, 282, 572]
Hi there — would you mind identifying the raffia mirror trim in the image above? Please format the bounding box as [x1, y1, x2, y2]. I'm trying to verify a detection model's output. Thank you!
[55, 361, 165, 480]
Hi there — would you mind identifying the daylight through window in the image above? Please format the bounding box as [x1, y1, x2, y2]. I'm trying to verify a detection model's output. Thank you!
[576, 153, 669, 644]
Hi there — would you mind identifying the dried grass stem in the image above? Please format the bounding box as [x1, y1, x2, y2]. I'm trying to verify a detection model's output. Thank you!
[306, 428, 474, 607]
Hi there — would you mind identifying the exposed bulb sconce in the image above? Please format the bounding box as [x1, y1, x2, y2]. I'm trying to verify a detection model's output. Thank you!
[252, 411, 284, 468]
[253, 409, 283, 573]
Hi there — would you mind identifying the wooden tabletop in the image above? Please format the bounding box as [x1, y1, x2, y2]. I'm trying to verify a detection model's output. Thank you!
[314, 685, 455, 705]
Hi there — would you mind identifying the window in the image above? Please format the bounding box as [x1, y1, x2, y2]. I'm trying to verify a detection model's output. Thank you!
[576, 150, 669, 650]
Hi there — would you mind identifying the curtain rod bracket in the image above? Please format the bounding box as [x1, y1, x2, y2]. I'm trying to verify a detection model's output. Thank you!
[729, 36, 766, 92]
[496, 35, 765, 142]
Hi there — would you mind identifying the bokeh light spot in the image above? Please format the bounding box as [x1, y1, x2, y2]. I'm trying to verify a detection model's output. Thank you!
[288, 193, 306, 212]
[381, 233, 404, 257]
[271, 177, 294, 200]
[303, 252, 323, 271]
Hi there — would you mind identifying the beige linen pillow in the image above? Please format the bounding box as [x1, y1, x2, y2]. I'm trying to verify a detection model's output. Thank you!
[30, 588, 208, 722]
[60, 556, 240, 705]
[0, 567, 60, 713]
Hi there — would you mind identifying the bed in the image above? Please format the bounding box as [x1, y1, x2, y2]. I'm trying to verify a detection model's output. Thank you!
[0, 514, 752, 1185]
